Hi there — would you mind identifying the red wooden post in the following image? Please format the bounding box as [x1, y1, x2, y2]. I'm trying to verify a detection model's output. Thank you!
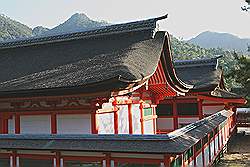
[128, 104, 133, 134]
[140, 102, 144, 134]
[198, 99, 203, 119]
[0, 115, 3, 134]
[12, 151, 17, 167]
[1, 114, 8, 134]
[114, 110, 118, 134]
[173, 101, 178, 130]
[164, 154, 170, 167]
[105, 153, 111, 167]
[55, 152, 61, 167]
[91, 112, 97, 134]
[91, 100, 99, 134]
[202, 141, 205, 167]
[51, 113, 57, 134]
[193, 146, 196, 167]
[152, 107, 156, 134]
[15, 114, 20, 134]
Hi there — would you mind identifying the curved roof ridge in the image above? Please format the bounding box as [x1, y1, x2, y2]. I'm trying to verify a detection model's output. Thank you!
[162, 33, 193, 94]
[0, 14, 168, 50]
[174, 55, 223, 68]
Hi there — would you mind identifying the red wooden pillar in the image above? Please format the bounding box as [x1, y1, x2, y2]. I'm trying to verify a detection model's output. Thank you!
[12, 151, 17, 167]
[0, 114, 8, 134]
[208, 134, 211, 163]
[202, 140, 205, 167]
[173, 101, 178, 130]
[198, 99, 203, 120]
[112, 98, 119, 134]
[164, 154, 171, 167]
[51, 113, 57, 134]
[91, 112, 98, 134]
[91, 100, 99, 134]
[128, 104, 133, 134]
[114, 110, 118, 134]
[139, 102, 144, 134]
[15, 114, 20, 134]
[105, 153, 111, 167]
[193, 146, 196, 167]
[152, 107, 156, 134]
[55, 152, 61, 167]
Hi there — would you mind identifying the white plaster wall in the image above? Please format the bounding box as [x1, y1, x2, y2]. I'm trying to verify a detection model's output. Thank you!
[204, 146, 210, 166]
[196, 153, 203, 167]
[215, 135, 219, 154]
[157, 118, 173, 130]
[118, 105, 129, 134]
[210, 140, 215, 160]
[144, 119, 154, 134]
[8, 116, 15, 134]
[57, 114, 91, 134]
[20, 115, 51, 134]
[178, 117, 199, 128]
[131, 104, 141, 134]
[97, 113, 114, 134]
[203, 105, 225, 115]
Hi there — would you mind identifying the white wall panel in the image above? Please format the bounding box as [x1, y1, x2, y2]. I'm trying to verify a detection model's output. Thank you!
[196, 153, 203, 167]
[210, 140, 215, 160]
[97, 113, 114, 134]
[157, 118, 173, 130]
[131, 104, 141, 134]
[215, 135, 219, 154]
[8, 117, 15, 134]
[204, 146, 210, 166]
[203, 105, 225, 115]
[178, 117, 199, 128]
[144, 119, 154, 134]
[57, 114, 91, 134]
[118, 105, 129, 134]
[20, 115, 51, 134]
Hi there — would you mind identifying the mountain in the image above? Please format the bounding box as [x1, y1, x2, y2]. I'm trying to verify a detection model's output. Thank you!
[32, 26, 50, 36]
[0, 13, 109, 40]
[41, 13, 109, 36]
[0, 14, 32, 41]
[0, 13, 242, 88]
[188, 31, 250, 53]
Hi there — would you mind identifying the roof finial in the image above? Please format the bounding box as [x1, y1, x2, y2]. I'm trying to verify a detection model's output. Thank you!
[155, 14, 168, 21]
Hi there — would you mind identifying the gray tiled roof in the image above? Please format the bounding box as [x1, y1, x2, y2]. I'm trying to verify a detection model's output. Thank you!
[0, 110, 231, 154]
[0, 15, 172, 96]
[174, 56, 222, 91]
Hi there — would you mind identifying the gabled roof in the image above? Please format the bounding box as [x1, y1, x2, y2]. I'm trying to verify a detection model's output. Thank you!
[0, 15, 191, 98]
[174, 56, 223, 92]
[174, 56, 246, 103]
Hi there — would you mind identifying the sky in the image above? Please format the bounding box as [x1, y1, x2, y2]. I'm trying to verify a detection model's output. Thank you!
[1, 0, 249, 40]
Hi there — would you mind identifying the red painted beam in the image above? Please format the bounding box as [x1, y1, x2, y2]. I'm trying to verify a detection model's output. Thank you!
[198, 95, 247, 104]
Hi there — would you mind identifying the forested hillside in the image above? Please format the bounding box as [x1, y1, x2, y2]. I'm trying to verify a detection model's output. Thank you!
[171, 35, 239, 86]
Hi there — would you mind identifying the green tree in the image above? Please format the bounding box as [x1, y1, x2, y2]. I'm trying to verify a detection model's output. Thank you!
[227, 53, 250, 106]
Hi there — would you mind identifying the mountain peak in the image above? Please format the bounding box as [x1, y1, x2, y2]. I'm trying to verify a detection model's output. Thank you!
[188, 31, 250, 53]
[43, 13, 109, 36]
[69, 13, 90, 21]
